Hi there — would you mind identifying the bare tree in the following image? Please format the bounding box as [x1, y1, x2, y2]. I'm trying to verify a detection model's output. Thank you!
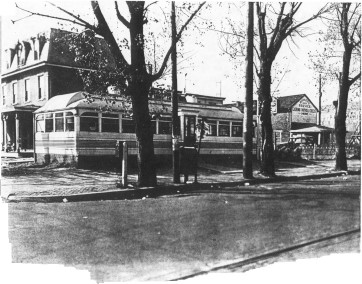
[255, 2, 329, 176]
[333, 3, 361, 170]
[216, 3, 324, 176]
[17, 1, 205, 186]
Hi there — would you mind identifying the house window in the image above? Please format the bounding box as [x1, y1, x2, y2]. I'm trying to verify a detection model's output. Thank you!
[102, 113, 119, 133]
[122, 117, 135, 133]
[218, 121, 230, 137]
[24, 79, 30, 102]
[45, 113, 54, 132]
[12, 82, 17, 104]
[80, 112, 98, 132]
[158, 116, 172, 134]
[38, 75, 44, 99]
[55, 113, 64, 132]
[65, 112, 74, 131]
[274, 130, 282, 145]
[1, 85, 5, 105]
[36, 114, 45, 133]
[232, 122, 243, 137]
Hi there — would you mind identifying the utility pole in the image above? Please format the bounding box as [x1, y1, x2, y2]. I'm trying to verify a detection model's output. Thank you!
[171, 1, 180, 183]
[153, 34, 157, 73]
[319, 73, 322, 125]
[243, 2, 254, 179]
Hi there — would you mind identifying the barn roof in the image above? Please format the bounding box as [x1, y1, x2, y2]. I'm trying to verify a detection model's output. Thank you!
[278, 94, 306, 112]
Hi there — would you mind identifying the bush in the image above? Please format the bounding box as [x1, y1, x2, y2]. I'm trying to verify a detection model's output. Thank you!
[275, 144, 302, 161]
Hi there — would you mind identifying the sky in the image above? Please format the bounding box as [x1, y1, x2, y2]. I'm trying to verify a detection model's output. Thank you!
[0, 0, 358, 107]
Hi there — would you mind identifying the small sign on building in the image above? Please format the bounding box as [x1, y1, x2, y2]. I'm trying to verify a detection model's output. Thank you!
[291, 98, 317, 124]
[271, 97, 278, 114]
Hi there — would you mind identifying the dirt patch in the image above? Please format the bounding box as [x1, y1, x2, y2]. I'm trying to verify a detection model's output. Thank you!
[1, 162, 76, 176]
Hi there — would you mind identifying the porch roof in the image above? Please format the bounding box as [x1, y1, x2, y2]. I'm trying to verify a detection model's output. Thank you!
[0, 104, 39, 113]
[290, 125, 334, 133]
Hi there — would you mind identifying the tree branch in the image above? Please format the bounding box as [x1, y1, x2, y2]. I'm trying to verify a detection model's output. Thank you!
[205, 27, 245, 38]
[115, 1, 130, 28]
[348, 3, 360, 27]
[144, 1, 157, 13]
[15, 2, 89, 29]
[350, 14, 361, 41]
[253, 45, 260, 60]
[269, 2, 285, 47]
[47, 2, 96, 30]
[286, 4, 330, 37]
[253, 62, 260, 77]
[349, 72, 361, 86]
[151, 2, 206, 81]
[91, 1, 129, 68]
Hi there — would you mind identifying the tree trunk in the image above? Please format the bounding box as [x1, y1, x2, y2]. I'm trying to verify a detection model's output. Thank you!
[258, 63, 275, 176]
[130, 81, 157, 187]
[243, 2, 254, 179]
[127, 3, 157, 186]
[335, 48, 352, 171]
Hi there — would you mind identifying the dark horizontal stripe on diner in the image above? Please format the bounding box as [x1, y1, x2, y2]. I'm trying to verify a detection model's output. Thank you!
[77, 139, 172, 149]
[35, 141, 76, 147]
[200, 141, 243, 149]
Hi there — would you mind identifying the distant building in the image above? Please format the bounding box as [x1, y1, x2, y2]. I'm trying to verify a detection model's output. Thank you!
[184, 93, 225, 105]
[321, 98, 361, 141]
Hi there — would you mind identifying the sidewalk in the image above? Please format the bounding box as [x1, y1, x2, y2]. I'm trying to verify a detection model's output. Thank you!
[1, 159, 360, 203]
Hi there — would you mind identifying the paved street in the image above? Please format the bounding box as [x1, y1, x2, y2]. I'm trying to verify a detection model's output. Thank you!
[3, 175, 360, 282]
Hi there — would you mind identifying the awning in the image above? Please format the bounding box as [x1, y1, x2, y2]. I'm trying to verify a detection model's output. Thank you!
[198, 107, 243, 120]
[290, 125, 334, 133]
[35, 92, 132, 113]
[0, 104, 40, 113]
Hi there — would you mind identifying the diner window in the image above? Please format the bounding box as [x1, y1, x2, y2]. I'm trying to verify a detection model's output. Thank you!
[36, 114, 45, 133]
[12, 82, 17, 104]
[232, 122, 243, 137]
[158, 116, 172, 134]
[252, 120, 257, 138]
[80, 112, 98, 132]
[65, 112, 74, 131]
[122, 117, 135, 133]
[218, 121, 230, 137]
[24, 79, 30, 102]
[102, 113, 119, 133]
[206, 120, 217, 136]
[45, 113, 54, 132]
[151, 119, 157, 134]
[55, 113, 64, 132]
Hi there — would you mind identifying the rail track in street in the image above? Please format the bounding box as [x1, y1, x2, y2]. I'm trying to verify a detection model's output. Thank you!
[171, 228, 360, 281]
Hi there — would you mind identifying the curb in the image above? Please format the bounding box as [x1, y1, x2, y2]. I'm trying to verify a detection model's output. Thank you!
[3, 170, 359, 203]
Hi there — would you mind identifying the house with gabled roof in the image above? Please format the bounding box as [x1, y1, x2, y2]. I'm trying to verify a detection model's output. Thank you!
[271, 94, 321, 144]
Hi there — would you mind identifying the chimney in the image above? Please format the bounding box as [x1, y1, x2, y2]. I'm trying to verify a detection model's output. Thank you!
[6, 48, 16, 69]
[22, 41, 31, 64]
[183, 73, 187, 94]
[37, 34, 47, 59]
